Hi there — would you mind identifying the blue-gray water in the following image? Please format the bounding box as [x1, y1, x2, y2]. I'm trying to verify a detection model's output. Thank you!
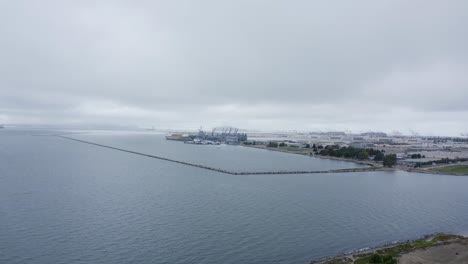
[1, 129, 468, 264]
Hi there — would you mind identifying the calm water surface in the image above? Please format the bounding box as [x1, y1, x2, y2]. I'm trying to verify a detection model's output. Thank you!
[68, 131, 366, 172]
[1, 129, 468, 264]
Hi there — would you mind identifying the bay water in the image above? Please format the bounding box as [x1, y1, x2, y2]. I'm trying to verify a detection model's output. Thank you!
[1, 130, 468, 264]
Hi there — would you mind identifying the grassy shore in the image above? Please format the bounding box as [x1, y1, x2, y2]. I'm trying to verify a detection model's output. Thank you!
[241, 144, 379, 167]
[431, 164, 468, 175]
[314, 234, 467, 264]
[242, 144, 468, 176]
[241, 144, 468, 179]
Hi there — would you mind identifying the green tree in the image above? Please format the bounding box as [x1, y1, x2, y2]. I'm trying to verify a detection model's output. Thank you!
[382, 254, 397, 264]
[279, 142, 287, 147]
[369, 253, 382, 263]
[383, 154, 397, 167]
[374, 152, 385, 161]
[357, 150, 369, 160]
[319, 149, 329, 156]
[267, 142, 278, 148]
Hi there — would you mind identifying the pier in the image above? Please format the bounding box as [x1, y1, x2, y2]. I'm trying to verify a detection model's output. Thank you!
[58, 136, 382, 176]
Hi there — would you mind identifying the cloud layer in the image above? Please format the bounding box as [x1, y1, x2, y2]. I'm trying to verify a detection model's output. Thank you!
[1, 1, 467, 135]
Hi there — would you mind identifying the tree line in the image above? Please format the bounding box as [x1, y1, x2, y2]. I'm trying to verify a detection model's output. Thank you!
[264, 142, 398, 167]
[316, 145, 397, 167]
[414, 157, 467, 168]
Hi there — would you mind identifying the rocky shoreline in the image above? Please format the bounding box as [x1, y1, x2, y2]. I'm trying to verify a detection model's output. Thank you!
[310, 233, 467, 264]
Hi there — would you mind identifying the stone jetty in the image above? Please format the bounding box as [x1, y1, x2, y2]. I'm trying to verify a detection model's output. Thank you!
[59, 136, 382, 176]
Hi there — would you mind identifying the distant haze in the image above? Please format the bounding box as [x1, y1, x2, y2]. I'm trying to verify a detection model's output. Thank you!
[1, 1, 467, 136]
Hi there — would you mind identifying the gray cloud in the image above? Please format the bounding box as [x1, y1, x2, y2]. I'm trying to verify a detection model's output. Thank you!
[1, 0, 468, 135]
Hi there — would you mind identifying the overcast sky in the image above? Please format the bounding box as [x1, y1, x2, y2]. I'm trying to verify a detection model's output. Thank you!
[1, 1, 467, 136]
